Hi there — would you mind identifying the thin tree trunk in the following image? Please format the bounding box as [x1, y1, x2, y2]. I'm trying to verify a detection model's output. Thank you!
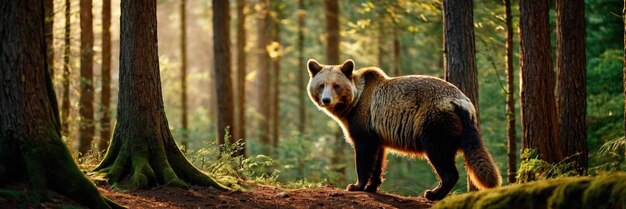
[44, 0, 54, 77]
[94, 0, 226, 191]
[504, 0, 517, 184]
[377, 21, 385, 70]
[0, 1, 121, 208]
[79, 0, 95, 155]
[234, 0, 247, 157]
[212, 0, 234, 147]
[519, 0, 564, 181]
[556, 0, 587, 176]
[270, 0, 282, 149]
[180, 0, 189, 152]
[392, 26, 400, 76]
[324, 0, 346, 181]
[442, 0, 479, 192]
[61, 0, 71, 136]
[99, 0, 112, 152]
[296, 0, 306, 135]
[623, 0, 626, 158]
[256, 0, 271, 153]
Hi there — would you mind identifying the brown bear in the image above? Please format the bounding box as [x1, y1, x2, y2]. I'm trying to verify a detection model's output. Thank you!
[306, 59, 501, 201]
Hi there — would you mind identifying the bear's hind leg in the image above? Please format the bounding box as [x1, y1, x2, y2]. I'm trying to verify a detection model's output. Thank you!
[365, 147, 386, 192]
[423, 145, 459, 201]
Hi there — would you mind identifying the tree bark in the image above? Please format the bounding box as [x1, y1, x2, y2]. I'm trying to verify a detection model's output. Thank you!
[100, 0, 112, 152]
[556, 0, 587, 176]
[0, 1, 121, 208]
[270, 0, 282, 149]
[442, 0, 479, 192]
[256, 0, 272, 153]
[61, 0, 71, 136]
[180, 0, 189, 152]
[324, 0, 346, 180]
[623, 0, 626, 158]
[392, 26, 400, 76]
[296, 0, 306, 135]
[504, 0, 517, 184]
[44, 0, 54, 77]
[93, 0, 226, 191]
[519, 0, 564, 171]
[79, 0, 95, 155]
[234, 0, 247, 157]
[212, 0, 235, 148]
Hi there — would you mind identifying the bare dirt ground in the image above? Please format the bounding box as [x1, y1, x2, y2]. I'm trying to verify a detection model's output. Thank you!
[99, 183, 433, 209]
[1, 183, 433, 208]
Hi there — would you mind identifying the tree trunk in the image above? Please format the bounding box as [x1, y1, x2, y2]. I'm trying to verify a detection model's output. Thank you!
[93, 0, 226, 191]
[623, 0, 626, 159]
[256, 0, 271, 153]
[442, 0, 479, 192]
[324, 0, 346, 181]
[79, 0, 95, 155]
[392, 26, 400, 76]
[556, 0, 587, 176]
[504, 0, 517, 184]
[270, 0, 282, 149]
[180, 0, 189, 152]
[100, 0, 112, 152]
[0, 1, 121, 208]
[234, 0, 247, 157]
[61, 0, 71, 136]
[324, 0, 339, 64]
[519, 0, 564, 177]
[296, 0, 306, 135]
[213, 0, 235, 148]
[44, 0, 54, 77]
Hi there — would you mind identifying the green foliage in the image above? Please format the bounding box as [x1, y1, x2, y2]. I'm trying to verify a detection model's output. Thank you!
[433, 174, 626, 209]
[591, 136, 626, 173]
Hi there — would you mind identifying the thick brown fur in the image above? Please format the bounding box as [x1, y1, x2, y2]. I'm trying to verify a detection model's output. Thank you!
[307, 59, 502, 201]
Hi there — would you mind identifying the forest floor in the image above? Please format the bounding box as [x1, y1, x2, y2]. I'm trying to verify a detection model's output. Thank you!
[0, 182, 433, 208]
[99, 183, 434, 209]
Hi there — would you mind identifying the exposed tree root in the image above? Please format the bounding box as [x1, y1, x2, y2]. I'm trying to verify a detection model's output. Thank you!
[93, 134, 227, 191]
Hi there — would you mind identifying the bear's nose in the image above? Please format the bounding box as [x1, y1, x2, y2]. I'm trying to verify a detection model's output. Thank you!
[321, 97, 331, 105]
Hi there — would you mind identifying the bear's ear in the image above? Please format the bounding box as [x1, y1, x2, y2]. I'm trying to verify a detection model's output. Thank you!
[307, 59, 322, 77]
[340, 59, 355, 78]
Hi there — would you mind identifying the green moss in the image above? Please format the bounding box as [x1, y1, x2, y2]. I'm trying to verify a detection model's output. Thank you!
[433, 174, 626, 209]
[0, 189, 24, 198]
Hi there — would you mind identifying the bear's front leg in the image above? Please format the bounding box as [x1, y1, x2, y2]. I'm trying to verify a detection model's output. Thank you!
[346, 142, 378, 191]
[364, 147, 386, 192]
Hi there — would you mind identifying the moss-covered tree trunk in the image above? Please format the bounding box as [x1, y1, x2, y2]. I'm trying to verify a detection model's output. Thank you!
[0, 1, 120, 208]
[93, 0, 226, 190]
[442, 0, 479, 192]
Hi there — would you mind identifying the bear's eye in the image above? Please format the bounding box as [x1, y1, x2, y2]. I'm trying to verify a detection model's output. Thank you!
[319, 84, 324, 90]
[333, 84, 340, 89]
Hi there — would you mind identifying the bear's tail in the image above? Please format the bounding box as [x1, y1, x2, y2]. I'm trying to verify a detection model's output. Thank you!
[455, 104, 502, 189]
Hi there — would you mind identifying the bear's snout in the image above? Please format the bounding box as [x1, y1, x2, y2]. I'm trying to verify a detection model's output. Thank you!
[321, 97, 331, 105]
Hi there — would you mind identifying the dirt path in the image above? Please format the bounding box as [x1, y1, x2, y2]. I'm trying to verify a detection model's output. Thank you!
[99, 184, 433, 209]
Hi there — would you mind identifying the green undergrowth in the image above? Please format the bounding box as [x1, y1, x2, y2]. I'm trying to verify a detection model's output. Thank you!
[184, 131, 330, 191]
[432, 173, 626, 209]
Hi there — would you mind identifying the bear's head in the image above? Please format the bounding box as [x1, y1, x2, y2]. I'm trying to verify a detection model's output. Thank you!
[306, 59, 358, 116]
